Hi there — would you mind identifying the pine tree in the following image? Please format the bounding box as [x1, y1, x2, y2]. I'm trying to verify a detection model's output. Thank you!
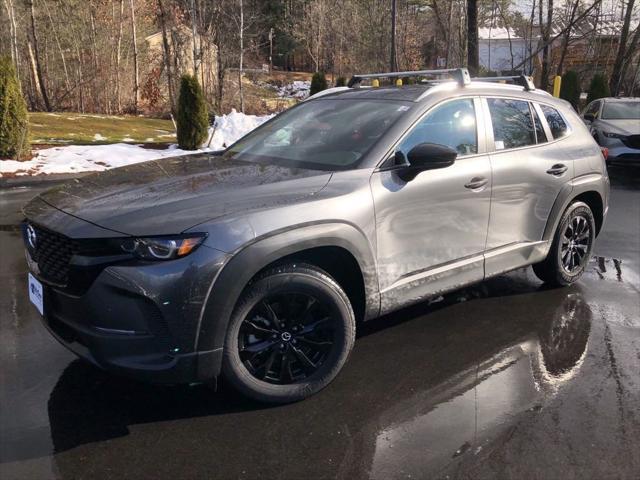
[0, 57, 30, 159]
[310, 72, 328, 96]
[559, 70, 580, 109]
[586, 74, 610, 104]
[176, 74, 209, 150]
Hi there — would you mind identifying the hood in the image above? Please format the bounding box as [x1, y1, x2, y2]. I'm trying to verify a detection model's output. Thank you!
[597, 119, 640, 135]
[30, 153, 332, 236]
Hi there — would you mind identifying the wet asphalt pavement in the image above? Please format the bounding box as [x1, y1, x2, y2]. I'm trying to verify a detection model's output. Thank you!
[1, 166, 639, 480]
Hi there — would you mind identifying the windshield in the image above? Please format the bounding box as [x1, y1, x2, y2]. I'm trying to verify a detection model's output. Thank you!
[223, 99, 410, 170]
[601, 102, 640, 120]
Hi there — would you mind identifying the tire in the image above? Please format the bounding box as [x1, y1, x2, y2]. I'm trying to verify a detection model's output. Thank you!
[222, 263, 355, 403]
[533, 201, 596, 287]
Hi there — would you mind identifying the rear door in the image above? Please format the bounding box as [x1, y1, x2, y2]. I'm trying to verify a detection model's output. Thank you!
[483, 97, 570, 276]
[371, 97, 492, 314]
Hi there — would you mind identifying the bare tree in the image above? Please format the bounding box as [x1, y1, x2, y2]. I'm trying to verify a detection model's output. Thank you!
[27, 0, 51, 111]
[130, 0, 140, 112]
[467, 0, 479, 74]
[610, 0, 637, 95]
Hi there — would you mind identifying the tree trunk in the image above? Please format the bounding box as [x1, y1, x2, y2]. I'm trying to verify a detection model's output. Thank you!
[555, 0, 580, 76]
[466, 0, 478, 75]
[28, 0, 52, 111]
[43, 0, 71, 94]
[610, 0, 636, 95]
[130, 0, 140, 112]
[158, 0, 176, 114]
[540, 0, 553, 91]
[238, 0, 244, 113]
[390, 0, 397, 72]
[115, 0, 124, 112]
[3, 0, 20, 73]
[190, 0, 200, 79]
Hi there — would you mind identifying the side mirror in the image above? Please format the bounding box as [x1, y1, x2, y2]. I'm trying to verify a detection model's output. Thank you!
[583, 113, 595, 123]
[396, 143, 457, 181]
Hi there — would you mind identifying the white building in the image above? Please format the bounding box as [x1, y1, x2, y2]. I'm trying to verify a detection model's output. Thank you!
[479, 27, 532, 75]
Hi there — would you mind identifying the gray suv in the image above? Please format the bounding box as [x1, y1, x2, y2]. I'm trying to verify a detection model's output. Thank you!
[582, 96, 640, 164]
[23, 69, 609, 403]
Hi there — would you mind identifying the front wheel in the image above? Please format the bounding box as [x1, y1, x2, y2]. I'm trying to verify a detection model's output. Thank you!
[222, 263, 355, 403]
[533, 201, 596, 287]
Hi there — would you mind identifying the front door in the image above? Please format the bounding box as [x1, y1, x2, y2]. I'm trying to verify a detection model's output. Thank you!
[371, 97, 492, 314]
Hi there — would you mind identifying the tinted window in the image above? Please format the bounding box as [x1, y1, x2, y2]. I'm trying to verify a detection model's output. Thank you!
[585, 101, 600, 117]
[487, 98, 536, 150]
[540, 105, 569, 139]
[397, 99, 477, 157]
[532, 105, 548, 143]
[224, 99, 408, 170]
[601, 101, 640, 120]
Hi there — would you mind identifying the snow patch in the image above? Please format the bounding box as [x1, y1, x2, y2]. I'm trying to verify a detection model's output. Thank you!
[277, 81, 310, 100]
[1, 110, 273, 177]
[93, 133, 107, 141]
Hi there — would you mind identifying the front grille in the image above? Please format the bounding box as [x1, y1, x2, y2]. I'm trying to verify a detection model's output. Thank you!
[23, 223, 79, 286]
[622, 134, 640, 149]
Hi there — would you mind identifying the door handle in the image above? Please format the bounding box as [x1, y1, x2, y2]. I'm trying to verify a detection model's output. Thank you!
[546, 164, 568, 176]
[464, 177, 489, 190]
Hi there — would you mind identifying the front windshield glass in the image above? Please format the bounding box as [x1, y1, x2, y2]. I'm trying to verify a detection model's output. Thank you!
[601, 102, 640, 120]
[223, 99, 411, 170]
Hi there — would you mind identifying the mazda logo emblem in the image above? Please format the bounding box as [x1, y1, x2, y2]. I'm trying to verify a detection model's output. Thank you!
[26, 225, 37, 249]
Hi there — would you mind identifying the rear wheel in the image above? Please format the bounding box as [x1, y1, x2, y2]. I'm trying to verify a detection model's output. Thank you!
[222, 263, 355, 403]
[533, 201, 595, 287]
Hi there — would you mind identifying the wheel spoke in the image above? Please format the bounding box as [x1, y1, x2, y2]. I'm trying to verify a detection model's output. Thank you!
[260, 349, 279, 379]
[261, 301, 280, 328]
[243, 338, 277, 354]
[243, 320, 276, 336]
[300, 316, 331, 335]
[279, 351, 292, 383]
[291, 345, 317, 370]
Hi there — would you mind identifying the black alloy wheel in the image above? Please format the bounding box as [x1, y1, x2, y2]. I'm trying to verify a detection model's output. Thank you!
[238, 293, 336, 384]
[533, 201, 596, 287]
[223, 263, 355, 403]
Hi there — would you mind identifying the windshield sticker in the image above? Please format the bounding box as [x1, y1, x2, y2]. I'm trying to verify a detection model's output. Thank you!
[495, 140, 505, 150]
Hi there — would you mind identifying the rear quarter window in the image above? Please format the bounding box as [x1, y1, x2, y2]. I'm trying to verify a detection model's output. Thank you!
[540, 104, 569, 140]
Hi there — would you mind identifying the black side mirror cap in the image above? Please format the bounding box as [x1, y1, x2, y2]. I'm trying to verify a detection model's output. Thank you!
[396, 143, 457, 181]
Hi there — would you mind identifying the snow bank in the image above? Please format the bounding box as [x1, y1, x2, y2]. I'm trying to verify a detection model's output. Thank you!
[277, 81, 310, 100]
[0, 110, 273, 177]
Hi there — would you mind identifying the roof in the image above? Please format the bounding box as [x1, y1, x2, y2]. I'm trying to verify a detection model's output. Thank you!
[478, 27, 521, 40]
[316, 81, 554, 104]
[601, 97, 640, 102]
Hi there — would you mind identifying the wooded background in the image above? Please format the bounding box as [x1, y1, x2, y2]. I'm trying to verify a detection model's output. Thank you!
[1, 0, 639, 116]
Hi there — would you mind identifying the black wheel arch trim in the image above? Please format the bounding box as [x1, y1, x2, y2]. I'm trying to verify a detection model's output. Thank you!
[194, 222, 380, 365]
[542, 174, 607, 244]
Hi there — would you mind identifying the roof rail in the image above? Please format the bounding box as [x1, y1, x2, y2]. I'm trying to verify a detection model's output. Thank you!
[348, 68, 471, 88]
[471, 75, 536, 91]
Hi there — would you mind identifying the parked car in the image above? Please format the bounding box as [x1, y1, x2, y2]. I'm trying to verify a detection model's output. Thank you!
[582, 96, 640, 164]
[23, 69, 609, 403]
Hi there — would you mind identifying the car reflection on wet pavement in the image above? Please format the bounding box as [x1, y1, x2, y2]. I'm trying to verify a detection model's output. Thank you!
[1, 166, 639, 479]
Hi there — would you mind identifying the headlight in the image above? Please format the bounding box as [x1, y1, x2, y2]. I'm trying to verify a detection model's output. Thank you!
[602, 131, 625, 139]
[119, 234, 206, 260]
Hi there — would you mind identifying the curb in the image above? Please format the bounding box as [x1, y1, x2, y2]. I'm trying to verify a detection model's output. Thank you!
[0, 172, 92, 189]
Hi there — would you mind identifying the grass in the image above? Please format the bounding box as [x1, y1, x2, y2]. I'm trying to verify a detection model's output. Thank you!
[29, 112, 176, 145]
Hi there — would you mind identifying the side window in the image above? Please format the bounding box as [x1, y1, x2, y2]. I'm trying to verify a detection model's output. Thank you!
[397, 99, 477, 157]
[487, 98, 536, 150]
[585, 101, 600, 118]
[531, 104, 548, 143]
[540, 104, 569, 139]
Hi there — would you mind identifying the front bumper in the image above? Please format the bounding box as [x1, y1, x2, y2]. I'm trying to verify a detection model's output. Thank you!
[29, 242, 229, 384]
[599, 136, 640, 163]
